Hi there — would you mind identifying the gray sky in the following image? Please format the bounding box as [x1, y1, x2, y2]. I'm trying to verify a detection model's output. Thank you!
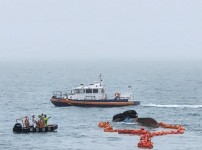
[0, 0, 202, 62]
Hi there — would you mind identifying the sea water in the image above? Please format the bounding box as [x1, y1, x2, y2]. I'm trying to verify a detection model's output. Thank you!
[0, 61, 202, 150]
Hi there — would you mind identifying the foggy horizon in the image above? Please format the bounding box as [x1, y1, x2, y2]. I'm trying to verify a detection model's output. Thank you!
[0, 0, 202, 62]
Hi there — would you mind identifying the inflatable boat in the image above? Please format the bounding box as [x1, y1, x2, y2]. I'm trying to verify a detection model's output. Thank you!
[13, 123, 58, 133]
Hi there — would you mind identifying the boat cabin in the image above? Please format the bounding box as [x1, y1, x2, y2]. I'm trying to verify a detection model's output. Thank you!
[68, 81, 107, 100]
[51, 75, 134, 101]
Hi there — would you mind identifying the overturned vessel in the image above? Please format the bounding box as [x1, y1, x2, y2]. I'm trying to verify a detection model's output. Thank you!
[50, 75, 140, 107]
[113, 110, 159, 127]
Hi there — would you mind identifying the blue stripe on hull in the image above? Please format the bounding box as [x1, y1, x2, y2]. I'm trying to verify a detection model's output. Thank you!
[74, 99, 129, 102]
[67, 104, 134, 107]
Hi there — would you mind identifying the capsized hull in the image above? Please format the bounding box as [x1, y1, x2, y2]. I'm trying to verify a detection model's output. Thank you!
[50, 98, 140, 107]
[13, 123, 58, 133]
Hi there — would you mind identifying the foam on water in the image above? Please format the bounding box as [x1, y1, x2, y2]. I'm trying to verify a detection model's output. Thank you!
[142, 103, 202, 108]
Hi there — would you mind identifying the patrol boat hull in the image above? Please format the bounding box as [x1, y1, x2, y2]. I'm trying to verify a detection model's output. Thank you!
[50, 98, 140, 107]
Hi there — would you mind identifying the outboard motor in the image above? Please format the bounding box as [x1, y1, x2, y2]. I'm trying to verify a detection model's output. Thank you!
[13, 123, 22, 133]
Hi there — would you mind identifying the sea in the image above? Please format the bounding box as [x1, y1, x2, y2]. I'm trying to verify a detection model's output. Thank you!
[0, 60, 202, 150]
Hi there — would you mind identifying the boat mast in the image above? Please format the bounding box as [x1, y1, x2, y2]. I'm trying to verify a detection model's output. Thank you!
[99, 74, 103, 86]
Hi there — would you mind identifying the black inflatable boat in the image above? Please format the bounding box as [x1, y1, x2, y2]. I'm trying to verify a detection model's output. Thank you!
[13, 123, 58, 133]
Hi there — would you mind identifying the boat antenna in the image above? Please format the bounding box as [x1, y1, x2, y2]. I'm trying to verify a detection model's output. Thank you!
[128, 85, 134, 99]
[99, 74, 102, 86]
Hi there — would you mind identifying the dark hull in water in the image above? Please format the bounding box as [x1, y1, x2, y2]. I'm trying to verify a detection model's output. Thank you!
[112, 110, 159, 127]
[50, 98, 140, 107]
[13, 123, 58, 133]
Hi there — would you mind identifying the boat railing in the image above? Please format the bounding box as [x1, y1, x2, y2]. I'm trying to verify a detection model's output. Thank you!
[52, 91, 68, 99]
[119, 92, 134, 100]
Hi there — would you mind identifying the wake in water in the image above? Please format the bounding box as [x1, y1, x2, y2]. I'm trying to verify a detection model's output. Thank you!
[142, 103, 202, 108]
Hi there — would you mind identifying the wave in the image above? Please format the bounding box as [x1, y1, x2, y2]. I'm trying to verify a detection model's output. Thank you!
[141, 103, 202, 108]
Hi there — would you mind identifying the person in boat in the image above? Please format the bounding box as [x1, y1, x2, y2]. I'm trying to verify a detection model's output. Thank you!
[23, 116, 30, 128]
[32, 115, 38, 128]
[43, 114, 51, 127]
[38, 113, 44, 120]
[37, 113, 45, 128]
[16, 116, 29, 128]
[16, 116, 30, 128]
[114, 92, 121, 100]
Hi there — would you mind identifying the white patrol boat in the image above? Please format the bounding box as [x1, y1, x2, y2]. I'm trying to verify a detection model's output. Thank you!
[50, 75, 140, 107]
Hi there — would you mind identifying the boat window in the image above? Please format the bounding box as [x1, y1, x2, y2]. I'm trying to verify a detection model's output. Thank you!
[93, 89, 98, 93]
[79, 89, 85, 94]
[86, 89, 92, 93]
[75, 89, 80, 94]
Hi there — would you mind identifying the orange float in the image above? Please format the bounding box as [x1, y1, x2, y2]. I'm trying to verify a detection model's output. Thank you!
[98, 121, 185, 149]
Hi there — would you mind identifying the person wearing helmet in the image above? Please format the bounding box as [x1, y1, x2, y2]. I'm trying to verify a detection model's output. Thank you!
[43, 114, 51, 127]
